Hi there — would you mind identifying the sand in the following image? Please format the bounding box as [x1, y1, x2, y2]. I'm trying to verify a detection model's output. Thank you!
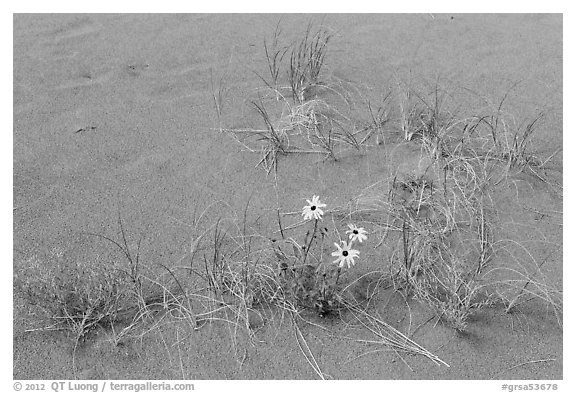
[13, 14, 562, 380]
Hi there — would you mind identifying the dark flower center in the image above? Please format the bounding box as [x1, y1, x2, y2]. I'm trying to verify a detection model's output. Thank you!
[310, 205, 316, 211]
[353, 230, 358, 234]
[342, 251, 349, 257]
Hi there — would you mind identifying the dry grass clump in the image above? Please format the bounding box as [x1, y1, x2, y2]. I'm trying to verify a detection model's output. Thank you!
[385, 163, 496, 331]
[287, 23, 332, 104]
[335, 141, 561, 332]
[14, 252, 133, 341]
[169, 195, 451, 371]
[397, 79, 460, 156]
[218, 23, 396, 172]
[397, 80, 562, 195]
[13, 212, 198, 377]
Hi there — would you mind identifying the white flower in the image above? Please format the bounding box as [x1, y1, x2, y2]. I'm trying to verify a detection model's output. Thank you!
[301, 195, 327, 221]
[346, 224, 368, 243]
[331, 241, 360, 269]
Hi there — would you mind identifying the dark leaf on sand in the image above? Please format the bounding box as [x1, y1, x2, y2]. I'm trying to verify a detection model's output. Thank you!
[74, 125, 97, 134]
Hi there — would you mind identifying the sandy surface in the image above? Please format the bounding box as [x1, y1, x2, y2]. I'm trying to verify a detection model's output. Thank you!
[13, 14, 562, 379]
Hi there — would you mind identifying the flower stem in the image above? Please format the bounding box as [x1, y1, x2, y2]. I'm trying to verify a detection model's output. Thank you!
[302, 219, 319, 265]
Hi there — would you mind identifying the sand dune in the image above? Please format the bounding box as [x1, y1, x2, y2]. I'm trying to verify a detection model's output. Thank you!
[13, 14, 562, 380]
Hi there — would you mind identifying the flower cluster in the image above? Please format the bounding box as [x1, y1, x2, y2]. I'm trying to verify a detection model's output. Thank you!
[301, 195, 368, 269]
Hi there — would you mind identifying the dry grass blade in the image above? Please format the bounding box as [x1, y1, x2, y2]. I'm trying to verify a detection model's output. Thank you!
[210, 68, 229, 130]
[250, 100, 290, 174]
[291, 313, 330, 380]
[342, 299, 450, 367]
[260, 20, 289, 93]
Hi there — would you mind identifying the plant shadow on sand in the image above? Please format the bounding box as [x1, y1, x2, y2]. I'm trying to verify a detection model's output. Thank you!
[13, 15, 562, 380]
